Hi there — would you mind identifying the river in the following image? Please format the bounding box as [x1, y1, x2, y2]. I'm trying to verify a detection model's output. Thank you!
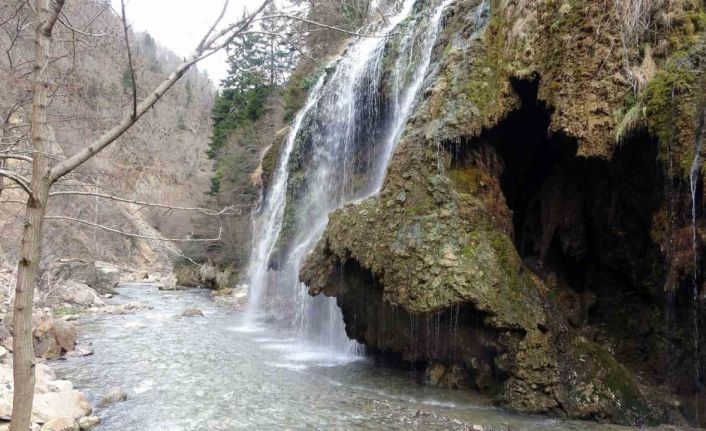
[53, 283, 672, 431]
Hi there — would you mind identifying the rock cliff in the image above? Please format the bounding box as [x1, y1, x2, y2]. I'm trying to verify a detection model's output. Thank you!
[300, 0, 706, 426]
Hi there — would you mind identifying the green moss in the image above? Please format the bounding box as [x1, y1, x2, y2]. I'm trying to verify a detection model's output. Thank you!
[448, 166, 491, 195]
[642, 55, 698, 176]
[572, 338, 656, 424]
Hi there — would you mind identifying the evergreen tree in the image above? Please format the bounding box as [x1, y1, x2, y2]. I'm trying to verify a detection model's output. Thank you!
[223, 4, 297, 88]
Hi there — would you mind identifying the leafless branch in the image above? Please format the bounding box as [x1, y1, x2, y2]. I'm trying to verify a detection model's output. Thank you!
[0, 153, 32, 163]
[56, 12, 104, 38]
[256, 13, 392, 38]
[0, 168, 33, 199]
[48, 0, 274, 184]
[44, 216, 224, 242]
[48, 190, 236, 215]
[196, 0, 229, 51]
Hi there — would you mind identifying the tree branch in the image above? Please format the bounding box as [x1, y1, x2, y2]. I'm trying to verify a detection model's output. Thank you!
[45, 216, 224, 242]
[48, 190, 236, 215]
[40, 0, 65, 37]
[255, 13, 392, 38]
[196, 0, 229, 51]
[48, 0, 273, 184]
[0, 153, 32, 163]
[0, 168, 33, 199]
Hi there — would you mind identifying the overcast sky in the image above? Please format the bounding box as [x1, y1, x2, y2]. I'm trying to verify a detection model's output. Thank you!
[112, 0, 265, 84]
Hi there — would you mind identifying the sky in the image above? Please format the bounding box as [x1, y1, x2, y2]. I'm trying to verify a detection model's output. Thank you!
[112, 0, 265, 84]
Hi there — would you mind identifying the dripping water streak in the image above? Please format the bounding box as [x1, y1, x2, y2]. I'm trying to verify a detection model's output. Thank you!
[690, 108, 706, 396]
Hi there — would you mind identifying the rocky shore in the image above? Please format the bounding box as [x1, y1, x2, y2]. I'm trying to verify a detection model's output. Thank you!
[0, 260, 165, 430]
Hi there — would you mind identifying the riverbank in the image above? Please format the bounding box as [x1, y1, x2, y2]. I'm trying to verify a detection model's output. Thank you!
[0, 259, 170, 430]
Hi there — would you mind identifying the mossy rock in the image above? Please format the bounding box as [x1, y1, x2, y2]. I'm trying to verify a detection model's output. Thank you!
[560, 337, 659, 425]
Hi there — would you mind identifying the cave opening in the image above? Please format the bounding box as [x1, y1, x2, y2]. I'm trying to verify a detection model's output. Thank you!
[446, 76, 706, 392]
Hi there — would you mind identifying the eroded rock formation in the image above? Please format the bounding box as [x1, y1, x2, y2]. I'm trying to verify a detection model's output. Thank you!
[300, 0, 706, 426]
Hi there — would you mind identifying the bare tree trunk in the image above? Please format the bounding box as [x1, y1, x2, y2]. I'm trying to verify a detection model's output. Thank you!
[9, 0, 57, 429]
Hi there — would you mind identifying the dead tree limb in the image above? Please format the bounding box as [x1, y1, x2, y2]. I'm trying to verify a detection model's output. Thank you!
[48, 190, 237, 215]
[45, 216, 223, 242]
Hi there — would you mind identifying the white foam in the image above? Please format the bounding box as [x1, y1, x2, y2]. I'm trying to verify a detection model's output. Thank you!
[265, 362, 309, 371]
[133, 379, 155, 394]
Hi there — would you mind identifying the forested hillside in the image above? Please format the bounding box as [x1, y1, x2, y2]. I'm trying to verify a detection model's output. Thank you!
[0, 0, 214, 278]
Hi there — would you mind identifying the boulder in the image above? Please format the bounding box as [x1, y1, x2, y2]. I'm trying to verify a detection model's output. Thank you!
[44, 281, 104, 309]
[210, 288, 233, 298]
[174, 264, 200, 287]
[40, 417, 78, 431]
[199, 264, 217, 288]
[157, 275, 184, 291]
[95, 302, 150, 315]
[215, 267, 232, 290]
[93, 262, 120, 295]
[33, 319, 77, 359]
[33, 391, 91, 422]
[77, 416, 100, 430]
[99, 389, 127, 407]
[46, 260, 121, 296]
[180, 308, 204, 318]
[62, 282, 104, 308]
[212, 285, 248, 309]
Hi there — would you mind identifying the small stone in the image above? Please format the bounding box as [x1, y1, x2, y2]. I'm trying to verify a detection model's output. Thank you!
[78, 416, 100, 430]
[0, 346, 7, 361]
[99, 389, 127, 407]
[40, 416, 77, 431]
[558, 3, 572, 15]
[180, 308, 204, 318]
[471, 425, 484, 431]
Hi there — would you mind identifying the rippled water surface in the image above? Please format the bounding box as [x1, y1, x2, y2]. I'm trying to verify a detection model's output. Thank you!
[53, 283, 666, 431]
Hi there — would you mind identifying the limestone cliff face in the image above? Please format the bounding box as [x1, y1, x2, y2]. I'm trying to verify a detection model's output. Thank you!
[301, 0, 706, 426]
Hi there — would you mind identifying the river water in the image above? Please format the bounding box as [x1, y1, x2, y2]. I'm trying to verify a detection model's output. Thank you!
[53, 283, 674, 431]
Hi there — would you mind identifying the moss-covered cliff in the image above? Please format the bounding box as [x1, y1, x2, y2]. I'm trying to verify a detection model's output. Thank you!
[300, 0, 706, 426]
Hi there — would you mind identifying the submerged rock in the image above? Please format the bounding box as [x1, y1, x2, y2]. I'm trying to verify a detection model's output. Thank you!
[181, 308, 204, 318]
[99, 389, 127, 407]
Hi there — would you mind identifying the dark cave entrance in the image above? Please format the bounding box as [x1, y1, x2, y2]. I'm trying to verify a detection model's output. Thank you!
[449, 77, 706, 396]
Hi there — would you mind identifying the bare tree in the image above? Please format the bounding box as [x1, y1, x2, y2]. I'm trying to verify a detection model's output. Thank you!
[2, 0, 274, 428]
[0, 0, 384, 428]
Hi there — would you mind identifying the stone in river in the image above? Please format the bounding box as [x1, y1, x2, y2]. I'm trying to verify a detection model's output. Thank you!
[99, 389, 127, 407]
[180, 308, 204, 317]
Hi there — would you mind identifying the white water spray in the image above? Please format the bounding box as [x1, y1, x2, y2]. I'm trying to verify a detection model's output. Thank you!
[243, 0, 461, 357]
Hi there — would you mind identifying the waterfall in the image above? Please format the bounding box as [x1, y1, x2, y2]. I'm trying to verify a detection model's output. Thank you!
[242, 0, 459, 355]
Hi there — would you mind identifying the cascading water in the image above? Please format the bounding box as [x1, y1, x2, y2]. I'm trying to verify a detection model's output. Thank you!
[243, 0, 459, 355]
[690, 108, 706, 396]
